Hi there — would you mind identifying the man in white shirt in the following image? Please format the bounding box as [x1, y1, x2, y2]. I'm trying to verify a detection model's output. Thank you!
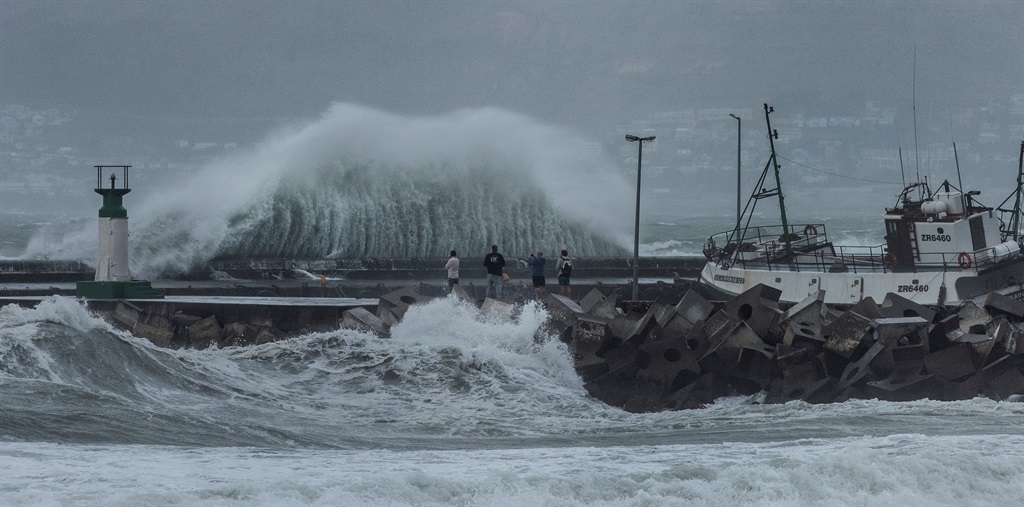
[445, 250, 460, 291]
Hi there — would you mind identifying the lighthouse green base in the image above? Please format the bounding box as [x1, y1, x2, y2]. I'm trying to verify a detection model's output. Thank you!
[76, 280, 163, 299]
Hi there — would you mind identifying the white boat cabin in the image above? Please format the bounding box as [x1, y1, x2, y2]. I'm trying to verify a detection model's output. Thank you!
[885, 188, 1019, 272]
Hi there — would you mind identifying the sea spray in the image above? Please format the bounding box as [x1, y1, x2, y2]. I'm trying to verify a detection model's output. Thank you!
[22, 104, 634, 277]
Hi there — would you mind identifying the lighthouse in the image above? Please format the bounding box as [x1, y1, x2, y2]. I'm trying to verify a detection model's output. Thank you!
[76, 165, 161, 299]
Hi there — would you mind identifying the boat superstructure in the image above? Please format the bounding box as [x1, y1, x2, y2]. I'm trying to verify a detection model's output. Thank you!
[700, 104, 1024, 306]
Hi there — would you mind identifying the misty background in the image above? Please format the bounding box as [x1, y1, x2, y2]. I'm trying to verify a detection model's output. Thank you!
[1, 0, 1022, 266]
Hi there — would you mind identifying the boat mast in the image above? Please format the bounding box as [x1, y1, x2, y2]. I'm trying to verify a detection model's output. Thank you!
[763, 103, 793, 259]
[997, 140, 1024, 244]
[1012, 141, 1023, 243]
[912, 46, 922, 199]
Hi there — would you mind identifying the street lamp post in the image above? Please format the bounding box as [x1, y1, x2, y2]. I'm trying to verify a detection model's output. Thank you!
[625, 134, 655, 301]
[729, 114, 741, 234]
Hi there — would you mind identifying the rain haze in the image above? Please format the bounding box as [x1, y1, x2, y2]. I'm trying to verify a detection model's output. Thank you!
[1, 0, 1023, 264]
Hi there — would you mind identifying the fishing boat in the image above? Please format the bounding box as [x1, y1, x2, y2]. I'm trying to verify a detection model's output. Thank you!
[700, 104, 1024, 306]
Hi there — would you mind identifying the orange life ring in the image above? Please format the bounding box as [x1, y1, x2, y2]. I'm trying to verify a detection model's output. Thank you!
[957, 252, 972, 269]
[803, 224, 818, 236]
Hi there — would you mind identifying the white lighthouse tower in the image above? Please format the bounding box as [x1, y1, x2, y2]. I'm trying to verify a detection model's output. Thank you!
[76, 165, 161, 299]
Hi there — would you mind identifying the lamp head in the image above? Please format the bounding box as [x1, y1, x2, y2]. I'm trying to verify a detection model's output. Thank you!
[626, 134, 655, 143]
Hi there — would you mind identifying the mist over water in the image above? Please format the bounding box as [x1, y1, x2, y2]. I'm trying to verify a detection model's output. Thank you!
[22, 104, 634, 277]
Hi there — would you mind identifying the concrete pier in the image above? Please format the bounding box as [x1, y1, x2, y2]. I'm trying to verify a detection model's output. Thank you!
[0, 294, 378, 349]
[0, 256, 707, 286]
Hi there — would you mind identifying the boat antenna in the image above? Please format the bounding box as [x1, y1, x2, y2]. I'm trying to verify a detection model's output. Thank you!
[763, 103, 793, 260]
[895, 118, 907, 191]
[898, 146, 907, 192]
[948, 109, 967, 211]
[912, 45, 922, 199]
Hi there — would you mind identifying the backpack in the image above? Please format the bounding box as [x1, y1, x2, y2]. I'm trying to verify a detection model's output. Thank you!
[560, 259, 573, 276]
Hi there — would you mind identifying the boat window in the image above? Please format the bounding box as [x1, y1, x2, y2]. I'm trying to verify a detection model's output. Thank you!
[886, 220, 897, 234]
[970, 216, 986, 250]
[937, 227, 944, 234]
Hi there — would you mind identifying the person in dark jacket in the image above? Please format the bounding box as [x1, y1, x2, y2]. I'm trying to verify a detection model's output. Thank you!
[483, 244, 506, 299]
[526, 250, 547, 298]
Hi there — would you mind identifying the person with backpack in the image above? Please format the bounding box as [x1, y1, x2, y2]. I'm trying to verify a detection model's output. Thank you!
[556, 249, 573, 297]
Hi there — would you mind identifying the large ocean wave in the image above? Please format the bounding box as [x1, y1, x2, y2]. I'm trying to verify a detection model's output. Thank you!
[22, 104, 634, 277]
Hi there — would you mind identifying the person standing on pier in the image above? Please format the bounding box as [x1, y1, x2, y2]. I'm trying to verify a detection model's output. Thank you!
[526, 250, 547, 298]
[445, 250, 460, 292]
[483, 244, 506, 299]
[556, 249, 572, 298]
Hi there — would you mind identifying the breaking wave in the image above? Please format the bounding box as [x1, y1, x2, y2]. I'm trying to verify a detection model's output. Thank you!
[24, 104, 634, 277]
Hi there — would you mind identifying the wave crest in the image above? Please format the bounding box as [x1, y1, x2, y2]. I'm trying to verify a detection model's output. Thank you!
[26, 104, 633, 277]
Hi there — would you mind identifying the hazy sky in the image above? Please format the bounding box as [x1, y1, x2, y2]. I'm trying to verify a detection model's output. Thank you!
[3, 0, 1022, 141]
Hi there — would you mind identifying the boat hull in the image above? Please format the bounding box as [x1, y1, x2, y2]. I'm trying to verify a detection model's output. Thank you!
[699, 257, 1024, 306]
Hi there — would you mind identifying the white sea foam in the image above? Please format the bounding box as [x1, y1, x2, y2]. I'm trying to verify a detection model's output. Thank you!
[640, 239, 703, 257]
[2, 433, 1021, 506]
[0, 296, 108, 332]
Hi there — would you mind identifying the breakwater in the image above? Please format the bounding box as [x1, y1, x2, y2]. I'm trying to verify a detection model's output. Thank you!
[8, 279, 1021, 411]
[561, 286, 1024, 410]
[0, 296, 377, 349]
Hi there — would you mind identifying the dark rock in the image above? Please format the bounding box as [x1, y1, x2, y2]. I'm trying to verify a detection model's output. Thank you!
[722, 284, 782, 337]
[186, 315, 222, 350]
[341, 307, 390, 337]
[659, 372, 728, 410]
[881, 293, 937, 323]
[923, 342, 976, 381]
[636, 334, 701, 390]
[581, 288, 620, 319]
[221, 322, 258, 347]
[984, 292, 1024, 320]
[570, 315, 613, 381]
[673, 289, 715, 328]
[866, 367, 937, 401]
[982, 355, 1024, 399]
[823, 311, 874, 358]
[783, 320, 827, 353]
[836, 341, 886, 391]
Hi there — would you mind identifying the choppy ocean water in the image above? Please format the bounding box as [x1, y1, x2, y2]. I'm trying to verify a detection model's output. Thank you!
[0, 209, 887, 261]
[2, 296, 1022, 506]
[5, 97, 1023, 505]
[3, 175, 1021, 505]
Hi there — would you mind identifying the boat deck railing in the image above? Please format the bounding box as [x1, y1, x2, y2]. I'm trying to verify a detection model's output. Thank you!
[706, 224, 1004, 274]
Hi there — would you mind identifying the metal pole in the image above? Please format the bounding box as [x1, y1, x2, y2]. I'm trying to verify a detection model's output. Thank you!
[625, 135, 654, 300]
[730, 114, 741, 231]
[633, 141, 642, 301]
